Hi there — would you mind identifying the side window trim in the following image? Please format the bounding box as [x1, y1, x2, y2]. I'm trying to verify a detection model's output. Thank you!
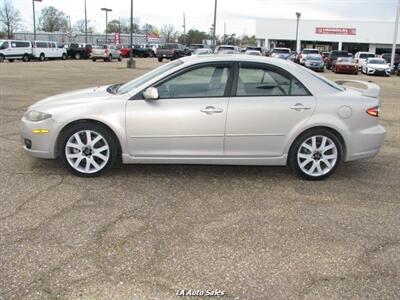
[232, 62, 312, 97]
[131, 61, 235, 100]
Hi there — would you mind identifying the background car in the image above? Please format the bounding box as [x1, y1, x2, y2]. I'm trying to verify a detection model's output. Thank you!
[380, 52, 400, 69]
[215, 45, 240, 54]
[192, 48, 212, 55]
[32, 41, 67, 61]
[91, 45, 122, 62]
[0, 39, 32, 62]
[332, 57, 358, 74]
[67, 43, 92, 60]
[245, 50, 261, 56]
[132, 44, 155, 58]
[156, 43, 186, 62]
[299, 48, 320, 65]
[304, 54, 325, 71]
[354, 52, 375, 70]
[270, 47, 291, 57]
[362, 57, 391, 76]
[20, 55, 385, 180]
[325, 50, 349, 70]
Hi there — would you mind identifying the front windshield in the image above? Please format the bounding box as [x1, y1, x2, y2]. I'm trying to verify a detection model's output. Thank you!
[337, 57, 353, 63]
[117, 60, 183, 94]
[369, 59, 385, 64]
[307, 55, 322, 61]
[0, 41, 8, 50]
[273, 49, 290, 54]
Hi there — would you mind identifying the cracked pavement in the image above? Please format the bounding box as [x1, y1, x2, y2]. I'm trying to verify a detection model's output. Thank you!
[0, 59, 399, 299]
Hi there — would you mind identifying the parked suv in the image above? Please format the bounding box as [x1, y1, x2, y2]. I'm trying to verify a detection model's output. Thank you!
[156, 43, 186, 62]
[91, 45, 122, 62]
[354, 52, 376, 70]
[299, 48, 320, 65]
[326, 50, 349, 70]
[32, 41, 67, 61]
[0, 40, 32, 62]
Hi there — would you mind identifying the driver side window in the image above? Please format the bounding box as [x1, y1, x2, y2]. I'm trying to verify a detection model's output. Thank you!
[236, 65, 309, 97]
[157, 65, 230, 99]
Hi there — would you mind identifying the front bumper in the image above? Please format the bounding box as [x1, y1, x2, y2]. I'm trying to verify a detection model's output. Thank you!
[336, 66, 358, 74]
[367, 68, 391, 76]
[20, 117, 61, 159]
[306, 64, 324, 71]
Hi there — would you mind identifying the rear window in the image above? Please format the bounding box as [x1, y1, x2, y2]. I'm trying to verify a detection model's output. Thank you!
[12, 41, 30, 48]
[35, 42, 48, 48]
[359, 53, 375, 59]
[302, 49, 319, 54]
[330, 51, 348, 58]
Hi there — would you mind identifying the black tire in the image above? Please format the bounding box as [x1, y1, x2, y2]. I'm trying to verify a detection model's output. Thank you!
[59, 122, 118, 177]
[108, 55, 112, 62]
[8, 59, 14, 63]
[74, 52, 81, 60]
[92, 58, 96, 62]
[39, 53, 45, 61]
[158, 57, 163, 62]
[62, 53, 67, 60]
[0, 55, 4, 63]
[288, 128, 342, 180]
[118, 56, 122, 62]
[22, 54, 30, 62]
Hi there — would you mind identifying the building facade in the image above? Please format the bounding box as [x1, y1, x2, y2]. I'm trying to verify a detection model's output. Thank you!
[256, 18, 400, 54]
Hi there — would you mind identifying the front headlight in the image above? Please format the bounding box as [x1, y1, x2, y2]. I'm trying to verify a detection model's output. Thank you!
[24, 110, 52, 122]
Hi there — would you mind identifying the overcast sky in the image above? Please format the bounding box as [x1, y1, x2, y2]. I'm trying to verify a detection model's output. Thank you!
[11, 0, 400, 36]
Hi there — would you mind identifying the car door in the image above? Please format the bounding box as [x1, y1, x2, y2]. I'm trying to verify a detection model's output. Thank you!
[125, 62, 233, 157]
[224, 62, 315, 157]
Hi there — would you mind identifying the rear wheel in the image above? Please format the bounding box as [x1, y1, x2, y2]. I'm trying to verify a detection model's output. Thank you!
[92, 58, 96, 62]
[0, 55, 4, 62]
[60, 123, 118, 177]
[74, 52, 81, 60]
[62, 53, 67, 60]
[108, 55, 112, 62]
[39, 53, 45, 61]
[158, 57, 163, 62]
[8, 59, 14, 63]
[289, 129, 342, 180]
[118, 56, 122, 62]
[22, 54, 30, 62]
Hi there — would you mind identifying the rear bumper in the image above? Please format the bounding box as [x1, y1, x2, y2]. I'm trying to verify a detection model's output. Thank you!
[345, 125, 386, 161]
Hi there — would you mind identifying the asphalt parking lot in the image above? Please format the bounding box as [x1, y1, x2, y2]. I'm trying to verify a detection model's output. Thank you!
[0, 59, 399, 300]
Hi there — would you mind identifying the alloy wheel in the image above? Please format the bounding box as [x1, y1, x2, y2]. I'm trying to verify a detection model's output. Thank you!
[297, 135, 338, 177]
[65, 130, 110, 174]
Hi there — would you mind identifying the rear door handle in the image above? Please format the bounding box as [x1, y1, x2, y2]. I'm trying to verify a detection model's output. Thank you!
[290, 103, 312, 111]
[201, 106, 224, 114]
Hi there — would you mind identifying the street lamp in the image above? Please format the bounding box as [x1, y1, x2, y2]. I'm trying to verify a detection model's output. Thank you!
[127, 0, 136, 68]
[390, 0, 400, 71]
[84, 0, 88, 44]
[101, 7, 112, 43]
[212, 0, 218, 50]
[295, 12, 301, 53]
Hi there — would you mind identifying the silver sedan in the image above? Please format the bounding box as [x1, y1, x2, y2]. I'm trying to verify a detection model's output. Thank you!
[20, 55, 385, 180]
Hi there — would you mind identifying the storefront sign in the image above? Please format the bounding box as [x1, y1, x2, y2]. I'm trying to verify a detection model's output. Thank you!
[147, 33, 160, 43]
[315, 27, 356, 35]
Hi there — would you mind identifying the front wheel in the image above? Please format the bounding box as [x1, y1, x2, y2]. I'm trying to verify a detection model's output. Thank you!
[158, 57, 163, 62]
[22, 54, 30, 62]
[39, 53, 45, 61]
[60, 123, 118, 177]
[0, 55, 4, 62]
[289, 129, 342, 180]
[62, 53, 67, 60]
[92, 58, 96, 62]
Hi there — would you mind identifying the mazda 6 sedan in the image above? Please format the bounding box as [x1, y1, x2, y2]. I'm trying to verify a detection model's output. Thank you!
[21, 55, 385, 180]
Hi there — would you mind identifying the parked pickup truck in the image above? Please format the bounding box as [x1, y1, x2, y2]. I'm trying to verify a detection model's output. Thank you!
[67, 43, 92, 59]
[156, 43, 186, 62]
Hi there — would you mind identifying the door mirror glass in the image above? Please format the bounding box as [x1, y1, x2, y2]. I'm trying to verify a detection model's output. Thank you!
[143, 87, 159, 100]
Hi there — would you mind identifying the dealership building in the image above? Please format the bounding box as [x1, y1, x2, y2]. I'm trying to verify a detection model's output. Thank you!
[256, 18, 400, 54]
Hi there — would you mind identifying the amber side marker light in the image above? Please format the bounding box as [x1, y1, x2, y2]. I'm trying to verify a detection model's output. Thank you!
[366, 106, 380, 117]
[32, 129, 49, 134]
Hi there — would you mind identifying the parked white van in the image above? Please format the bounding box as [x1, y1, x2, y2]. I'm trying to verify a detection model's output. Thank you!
[0, 40, 32, 62]
[32, 41, 67, 61]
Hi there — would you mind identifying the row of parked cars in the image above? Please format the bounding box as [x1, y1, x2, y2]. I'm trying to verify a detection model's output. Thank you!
[269, 47, 400, 76]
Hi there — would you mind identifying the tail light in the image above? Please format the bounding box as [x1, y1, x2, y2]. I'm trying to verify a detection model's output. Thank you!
[366, 106, 380, 117]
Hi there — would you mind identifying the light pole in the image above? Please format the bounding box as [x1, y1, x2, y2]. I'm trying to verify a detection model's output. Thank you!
[212, 0, 218, 50]
[127, 0, 136, 68]
[390, 0, 400, 71]
[32, 0, 39, 40]
[295, 12, 301, 53]
[84, 0, 88, 44]
[101, 8, 112, 43]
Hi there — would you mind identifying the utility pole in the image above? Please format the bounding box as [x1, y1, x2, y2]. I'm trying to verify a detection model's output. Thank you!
[212, 0, 218, 50]
[32, 0, 37, 40]
[101, 8, 112, 43]
[390, 0, 400, 71]
[295, 12, 301, 53]
[183, 13, 186, 46]
[84, 0, 88, 44]
[223, 22, 226, 44]
[127, 0, 136, 68]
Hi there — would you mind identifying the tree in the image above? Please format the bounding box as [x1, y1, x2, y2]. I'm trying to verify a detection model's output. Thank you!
[73, 19, 95, 34]
[106, 18, 139, 33]
[185, 29, 207, 45]
[160, 24, 177, 43]
[241, 35, 257, 47]
[141, 23, 157, 35]
[38, 6, 69, 32]
[0, 0, 21, 38]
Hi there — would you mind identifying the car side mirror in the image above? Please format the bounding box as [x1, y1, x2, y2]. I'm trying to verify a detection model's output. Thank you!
[143, 87, 159, 100]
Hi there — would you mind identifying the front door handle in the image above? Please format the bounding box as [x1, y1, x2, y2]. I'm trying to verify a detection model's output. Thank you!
[290, 103, 312, 111]
[200, 106, 224, 114]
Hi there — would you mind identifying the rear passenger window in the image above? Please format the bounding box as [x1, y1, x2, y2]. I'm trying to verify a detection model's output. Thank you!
[36, 42, 48, 48]
[13, 41, 30, 48]
[236, 65, 309, 97]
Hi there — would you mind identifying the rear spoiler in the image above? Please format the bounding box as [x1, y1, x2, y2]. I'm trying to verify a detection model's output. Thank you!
[334, 80, 380, 98]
